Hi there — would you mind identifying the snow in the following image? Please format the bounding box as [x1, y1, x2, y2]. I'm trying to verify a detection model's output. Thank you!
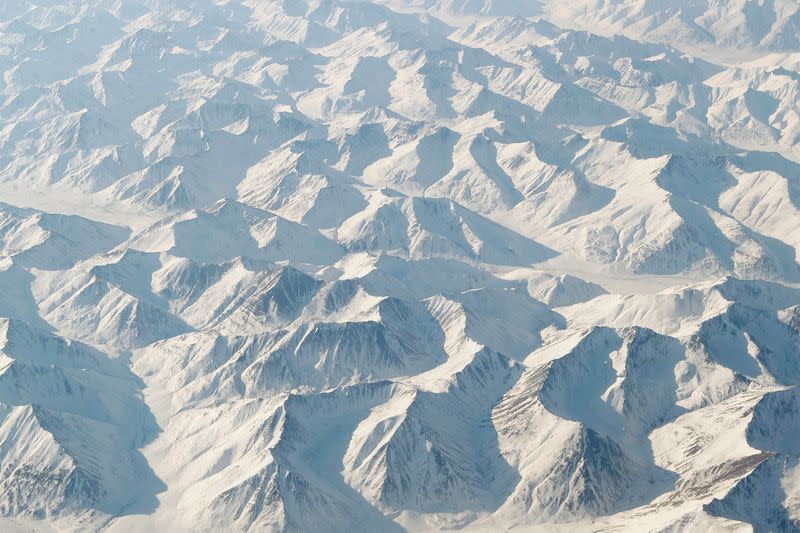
[0, 0, 798, 531]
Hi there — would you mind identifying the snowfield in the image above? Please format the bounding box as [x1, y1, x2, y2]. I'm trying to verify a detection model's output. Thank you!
[0, 0, 799, 531]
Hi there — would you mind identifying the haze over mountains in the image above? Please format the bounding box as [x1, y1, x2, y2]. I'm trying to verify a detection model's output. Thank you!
[0, 0, 799, 531]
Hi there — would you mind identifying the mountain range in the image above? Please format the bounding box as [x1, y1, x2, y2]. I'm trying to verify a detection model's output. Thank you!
[0, 0, 798, 531]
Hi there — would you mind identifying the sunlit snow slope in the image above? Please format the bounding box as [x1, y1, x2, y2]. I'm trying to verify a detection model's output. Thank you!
[0, 0, 799, 531]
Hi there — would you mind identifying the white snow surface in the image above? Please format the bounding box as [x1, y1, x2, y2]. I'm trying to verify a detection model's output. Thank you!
[0, 0, 798, 531]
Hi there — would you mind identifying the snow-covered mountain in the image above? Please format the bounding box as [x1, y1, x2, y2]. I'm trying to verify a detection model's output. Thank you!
[0, 0, 798, 531]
